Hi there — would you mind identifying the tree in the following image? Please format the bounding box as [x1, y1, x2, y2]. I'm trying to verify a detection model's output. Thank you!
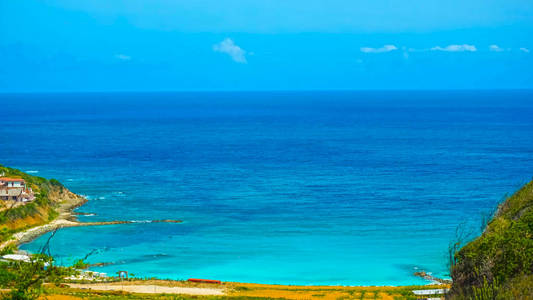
[0, 230, 75, 300]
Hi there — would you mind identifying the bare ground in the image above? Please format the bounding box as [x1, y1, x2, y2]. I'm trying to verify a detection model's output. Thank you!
[66, 283, 225, 296]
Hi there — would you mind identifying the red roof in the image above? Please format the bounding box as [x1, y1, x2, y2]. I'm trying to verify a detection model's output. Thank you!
[0, 177, 25, 182]
[187, 278, 222, 284]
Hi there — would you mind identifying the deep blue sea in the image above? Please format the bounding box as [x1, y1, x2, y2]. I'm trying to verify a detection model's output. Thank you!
[1, 90, 532, 286]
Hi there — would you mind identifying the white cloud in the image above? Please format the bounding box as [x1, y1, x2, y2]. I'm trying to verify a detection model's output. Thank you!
[360, 45, 398, 53]
[520, 47, 530, 53]
[430, 44, 477, 52]
[115, 54, 131, 61]
[213, 38, 247, 63]
[489, 45, 505, 52]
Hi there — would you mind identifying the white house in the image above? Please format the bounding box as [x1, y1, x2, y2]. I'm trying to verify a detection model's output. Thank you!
[0, 177, 33, 202]
[0, 177, 26, 188]
[0, 188, 24, 201]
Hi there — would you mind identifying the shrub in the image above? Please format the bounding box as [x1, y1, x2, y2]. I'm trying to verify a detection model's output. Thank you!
[449, 179, 533, 299]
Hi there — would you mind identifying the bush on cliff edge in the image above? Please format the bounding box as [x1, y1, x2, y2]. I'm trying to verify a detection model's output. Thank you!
[450, 179, 533, 298]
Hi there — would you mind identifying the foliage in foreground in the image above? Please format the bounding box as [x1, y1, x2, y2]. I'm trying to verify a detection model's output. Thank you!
[449, 179, 533, 299]
[0, 254, 75, 300]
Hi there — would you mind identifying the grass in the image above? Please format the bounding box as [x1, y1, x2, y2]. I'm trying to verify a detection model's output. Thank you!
[39, 281, 449, 300]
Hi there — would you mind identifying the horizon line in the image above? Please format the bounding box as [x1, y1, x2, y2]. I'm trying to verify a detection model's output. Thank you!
[1, 88, 533, 95]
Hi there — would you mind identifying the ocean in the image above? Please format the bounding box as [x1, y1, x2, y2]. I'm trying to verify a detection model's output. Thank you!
[1, 90, 532, 285]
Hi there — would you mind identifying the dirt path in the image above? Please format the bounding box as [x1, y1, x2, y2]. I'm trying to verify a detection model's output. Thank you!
[67, 283, 225, 296]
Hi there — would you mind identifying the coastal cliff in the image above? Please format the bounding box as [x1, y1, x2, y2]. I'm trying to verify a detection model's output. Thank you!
[0, 164, 183, 252]
[0, 164, 86, 248]
[450, 179, 533, 298]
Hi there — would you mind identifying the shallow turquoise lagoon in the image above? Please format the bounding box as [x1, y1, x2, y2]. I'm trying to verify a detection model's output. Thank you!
[1, 90, 532, 285]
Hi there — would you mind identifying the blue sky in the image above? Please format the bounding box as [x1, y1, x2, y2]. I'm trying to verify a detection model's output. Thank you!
[1, 0, 533, 92]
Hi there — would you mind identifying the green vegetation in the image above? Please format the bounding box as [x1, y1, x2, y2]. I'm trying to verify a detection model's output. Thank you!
[0, 243, 17, 256]
[0, 165, 48, 192]
[72, 258, 89, 270]
[449, 179, 533, 299]
[0, 254, 75, 300]
[42, 289, 273, 300]
[39, 282, 447, 300]
[0, 164, 64, 243]
[0, 203, 40, 224]
[3, 163, 531, 299]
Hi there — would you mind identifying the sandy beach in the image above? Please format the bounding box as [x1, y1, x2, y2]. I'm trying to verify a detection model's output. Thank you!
[52, 280, 449, 299]
[67, 283, 225, 296]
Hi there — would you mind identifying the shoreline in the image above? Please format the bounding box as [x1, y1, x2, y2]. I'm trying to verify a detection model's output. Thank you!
[0, 189, 87, 250]
[13, 218, 183, 246]
[1, 191, 181, 250]
[1, 181, 448, 292]
[53, 279, 450, 299]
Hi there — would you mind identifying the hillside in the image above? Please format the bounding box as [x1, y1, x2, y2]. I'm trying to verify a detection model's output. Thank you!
[450, 179, 533, 298]
[0, 164, 85, 248]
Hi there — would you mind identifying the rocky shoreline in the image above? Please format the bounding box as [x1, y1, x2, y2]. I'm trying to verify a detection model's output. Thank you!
[1, 187, 182, 250]
[13, 218, 183, 246]
[414, 271, 452, 285]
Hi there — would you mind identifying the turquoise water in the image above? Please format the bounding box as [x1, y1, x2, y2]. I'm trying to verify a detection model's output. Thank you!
[1, 91, 532, 285]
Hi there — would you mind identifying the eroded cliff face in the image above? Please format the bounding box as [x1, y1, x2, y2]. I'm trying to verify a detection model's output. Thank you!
[0, 164, 85, 240]
[48, 185, 87, 214]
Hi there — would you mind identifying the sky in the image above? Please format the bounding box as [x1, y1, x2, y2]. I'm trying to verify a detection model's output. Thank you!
[1, 0, 533, 92]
